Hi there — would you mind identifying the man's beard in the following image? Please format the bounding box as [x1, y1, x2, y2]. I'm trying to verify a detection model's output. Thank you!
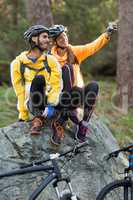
[38, 37, 49, 51]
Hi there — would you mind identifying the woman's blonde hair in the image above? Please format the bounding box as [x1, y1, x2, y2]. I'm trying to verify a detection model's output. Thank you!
[67, 46, 79, 65]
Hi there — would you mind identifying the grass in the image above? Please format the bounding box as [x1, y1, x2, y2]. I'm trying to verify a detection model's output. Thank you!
[95, 78, 133, 146]
[0, 84, 18, 127]
[0, 80, 133, 146]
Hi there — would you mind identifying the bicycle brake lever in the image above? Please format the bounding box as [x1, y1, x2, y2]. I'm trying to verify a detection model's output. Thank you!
[112, 152, 119, 158]
[77, 150, 88, 154]
[106, 152, 119, 161]
[74, 149, 88, 155]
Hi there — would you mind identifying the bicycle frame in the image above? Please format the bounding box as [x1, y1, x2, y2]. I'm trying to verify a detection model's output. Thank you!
[124, 168, 133, 199]
[96, 144, 133, 200]
[123, 147, 133, 199]
[0, 142, 88, 200]
[0, 159, 63, 200]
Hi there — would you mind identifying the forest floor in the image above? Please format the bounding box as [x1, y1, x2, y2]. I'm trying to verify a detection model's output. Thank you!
[0, 79, 133, 146]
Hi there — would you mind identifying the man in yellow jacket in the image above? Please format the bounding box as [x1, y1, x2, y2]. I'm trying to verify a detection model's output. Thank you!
[10, 25, 63, 135]
[49, 23, 117, 145]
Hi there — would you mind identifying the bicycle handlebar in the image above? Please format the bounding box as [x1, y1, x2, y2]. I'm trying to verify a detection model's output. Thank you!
[20, 141, 89, 169]
[107, 144, 133, 160]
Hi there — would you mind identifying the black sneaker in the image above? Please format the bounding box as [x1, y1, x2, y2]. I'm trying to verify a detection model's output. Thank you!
[51, 120, 64, 145]
[75, 120, 90, 143]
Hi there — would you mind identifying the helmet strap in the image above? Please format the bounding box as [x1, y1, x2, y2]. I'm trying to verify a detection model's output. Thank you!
[29, 40, 37, 49]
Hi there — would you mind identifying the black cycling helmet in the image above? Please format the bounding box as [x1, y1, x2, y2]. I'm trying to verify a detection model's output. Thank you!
[49, 24, 67, 38]
[24, 25, 49, 42]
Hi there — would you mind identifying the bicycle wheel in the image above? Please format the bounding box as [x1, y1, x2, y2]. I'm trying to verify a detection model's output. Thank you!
[96, 179, 133, 200]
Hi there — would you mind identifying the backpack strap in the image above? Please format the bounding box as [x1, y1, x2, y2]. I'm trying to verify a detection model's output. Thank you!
[43, 54, 51, 74]
[20, 63, 26, 85]
[20, 54, 51, 85]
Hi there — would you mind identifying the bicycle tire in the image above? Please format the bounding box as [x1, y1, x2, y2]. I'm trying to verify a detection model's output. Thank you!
[96, 179, 132, 200]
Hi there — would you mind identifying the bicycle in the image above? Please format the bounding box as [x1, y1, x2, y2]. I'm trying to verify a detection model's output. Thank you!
[0, 141, 88, 200]
[96, 144, 133, 200]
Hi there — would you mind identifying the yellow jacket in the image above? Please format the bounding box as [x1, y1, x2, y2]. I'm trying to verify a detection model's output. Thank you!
[51, 33, 109, 87]
[10, 51, 63, 120]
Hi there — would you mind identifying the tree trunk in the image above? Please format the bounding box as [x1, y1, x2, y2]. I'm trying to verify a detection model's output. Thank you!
[12, 0, 18, 26]
[27, 0, 53, 27]
[10, 0, 19, 58]
[117, 0, 133, 112]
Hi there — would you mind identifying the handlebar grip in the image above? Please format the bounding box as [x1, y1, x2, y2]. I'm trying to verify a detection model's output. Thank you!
[107, 144, 133, 160]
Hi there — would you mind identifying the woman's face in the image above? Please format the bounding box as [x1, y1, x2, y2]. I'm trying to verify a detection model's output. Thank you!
[56, 32, 69, 48]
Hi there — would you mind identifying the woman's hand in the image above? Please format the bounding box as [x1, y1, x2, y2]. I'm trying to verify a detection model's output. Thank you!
[106, 21, 118, 36]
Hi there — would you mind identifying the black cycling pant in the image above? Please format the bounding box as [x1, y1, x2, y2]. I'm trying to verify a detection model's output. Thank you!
[56, 81, 99, 124]
[83, 81, 99, 121]
[28, 75, 46, 116]
[28, 76, 99, 122]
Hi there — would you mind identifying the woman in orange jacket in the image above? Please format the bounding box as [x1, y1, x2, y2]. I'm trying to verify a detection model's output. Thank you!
[49, 23, 117, 145]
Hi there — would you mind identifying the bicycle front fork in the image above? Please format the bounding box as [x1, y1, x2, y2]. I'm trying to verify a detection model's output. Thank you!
[53, 177, 76, 200]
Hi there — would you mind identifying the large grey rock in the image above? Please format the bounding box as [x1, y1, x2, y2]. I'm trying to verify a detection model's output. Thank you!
[0, 117, 127, 200]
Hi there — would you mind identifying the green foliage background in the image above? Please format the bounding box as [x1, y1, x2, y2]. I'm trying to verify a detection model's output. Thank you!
[52, 0, 118, 76]
[0, 0, 118, 84]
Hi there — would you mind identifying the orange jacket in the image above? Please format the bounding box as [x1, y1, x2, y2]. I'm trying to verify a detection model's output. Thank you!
[51, 33, 109, 87]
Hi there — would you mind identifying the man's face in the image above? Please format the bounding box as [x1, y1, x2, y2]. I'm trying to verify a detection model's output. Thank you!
[56, 32, 69, 48]
[38, 32, 49, 50]
[32, 32, 49, 50]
